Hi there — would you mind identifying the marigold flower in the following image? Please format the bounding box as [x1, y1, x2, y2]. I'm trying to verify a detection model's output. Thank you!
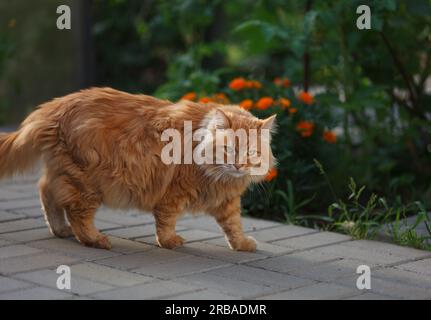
[273, 77, 290, 88]
[279, 98, 291, 109]
[273, 77, 282, 86]
[256, 97, 274, 110]
[296, 120, 315, 137]
[229, 77, 247, 91]
[323, 130, 337, 144]
[199, 97, 212, 103]
[181, 92, 196, 101]
[288, 107, 298, 114]
[214, 93, 230, 104]
[265, 168, 278, 181]
[251, 80, 262, 89]
[239, 99, 253, 110]
[298, 91, 314, 105]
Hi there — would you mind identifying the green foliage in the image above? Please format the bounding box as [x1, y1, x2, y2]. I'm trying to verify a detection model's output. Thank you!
[313, 161, 431, 250]
[0, 21, 15, 125]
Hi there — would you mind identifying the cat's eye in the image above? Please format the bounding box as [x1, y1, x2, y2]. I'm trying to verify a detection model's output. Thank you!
[224, 146, 235, 154]
[248, 149, 257, 156]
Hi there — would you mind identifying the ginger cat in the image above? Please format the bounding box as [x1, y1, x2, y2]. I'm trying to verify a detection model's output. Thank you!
[0, 88, 276, 251]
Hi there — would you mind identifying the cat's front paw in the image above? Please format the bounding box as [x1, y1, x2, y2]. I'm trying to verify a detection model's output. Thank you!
[228, 236, 257, 252]
[157, 234, 185, 249]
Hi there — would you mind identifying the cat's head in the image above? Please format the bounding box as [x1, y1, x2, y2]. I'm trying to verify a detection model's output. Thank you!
[198, 106, 277, 183]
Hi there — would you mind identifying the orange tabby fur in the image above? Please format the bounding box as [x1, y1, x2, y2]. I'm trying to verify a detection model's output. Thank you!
[0, 87, 275, 251]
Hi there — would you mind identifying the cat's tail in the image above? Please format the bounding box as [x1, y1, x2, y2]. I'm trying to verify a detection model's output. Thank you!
[0, 113, 57, 179]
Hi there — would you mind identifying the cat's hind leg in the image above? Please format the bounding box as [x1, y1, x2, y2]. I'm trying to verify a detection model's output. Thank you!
[39, 174, 73, 238]
[52, 174, 111, 250]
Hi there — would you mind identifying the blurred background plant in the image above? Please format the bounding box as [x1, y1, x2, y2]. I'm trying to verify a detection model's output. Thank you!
[1, 0, 430, 247]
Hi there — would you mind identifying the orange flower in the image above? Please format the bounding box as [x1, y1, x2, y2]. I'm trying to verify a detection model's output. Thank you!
[323, 130, 337, 144]
[265, 168, 278, 181]
[251, 80, 262, 89]
[229, 77, 247, 91]
[256, 97, 274, 110]
[181, 92, 196, 101]
[288, 107, 298, 114]
[244, 80, 262, 89]
[273, 77, 282, 86]
[273, 77, 290, 88]
[199, 97, 212, 103]
[239, 99, 254, 110]
[213, 93, 230, 104]
[296, 120, 315, 137]
[279, 98, 291, 109]
[298, 91, 314, 105]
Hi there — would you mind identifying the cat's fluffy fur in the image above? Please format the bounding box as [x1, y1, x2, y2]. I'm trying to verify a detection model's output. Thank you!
[0, 87, 275, 251]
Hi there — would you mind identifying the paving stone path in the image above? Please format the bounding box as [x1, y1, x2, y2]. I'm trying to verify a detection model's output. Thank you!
[0, 170, 430, 300]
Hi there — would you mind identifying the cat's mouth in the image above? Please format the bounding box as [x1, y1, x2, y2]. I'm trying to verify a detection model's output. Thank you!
[225, 165, 249, 178]
[228, 170, 247, 178]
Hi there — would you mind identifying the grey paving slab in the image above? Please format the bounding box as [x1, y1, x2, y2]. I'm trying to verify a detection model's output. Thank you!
[0, 211, 26, 222]
[247, 250, 340, 274]
[0, 276, 33, 293]
[131, 255, 231, 279]
[0, 228, 54, 243]
[0, 198, 42, 211]
[0, 218, 46, 234]
[205, 237, 294, 256]
[6, 207, 44, 218]
[136, 229, 222, 245]
[27, 238, 121, 260]
[272, 231, 352, 250]
[0, 244, 43, 259]
[204, 265, 314, 292]
[177, 215, 279, 233]
[0, 286, 73, 300]
[257, 282, 359, 300]
[177, 272, 286, 298]
[96, 208, 155, 226]
[345, 292, 397, 300]
[336, 275, 431, 299]
[176, 242, 267, 263]
[106, 224, 187, 239]
[395, 258, 431, 276]
[0, 252, 80, 275]
[14, 269, 115, 295]
[91, 280, 200, 300]
[70, 262, 154, 287]
[308, 241, 431, 266]
[285, 258, 379, 283]
[0, 239, 14, 247]
[108, 236, 155, 254]
[0, 189, 33, 201]
[166, 289, 238, 300]
[95, 249, 190, 271]
[246, 224, 318, 242]
[372, 267, 431, 290]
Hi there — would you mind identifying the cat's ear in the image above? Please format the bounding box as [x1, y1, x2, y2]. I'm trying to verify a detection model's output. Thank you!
[261, 114, 277, 133]
[202, 109, 231, 130]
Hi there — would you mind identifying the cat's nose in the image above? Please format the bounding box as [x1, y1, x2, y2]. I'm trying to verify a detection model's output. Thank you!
[234, 164, 241, 170]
